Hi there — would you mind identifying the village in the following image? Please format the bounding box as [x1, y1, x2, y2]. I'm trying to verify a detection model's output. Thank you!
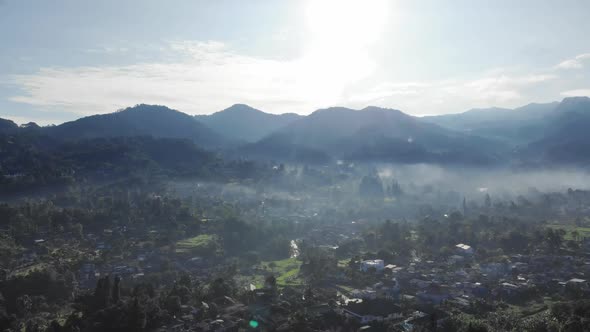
[7, 204, 590, 332]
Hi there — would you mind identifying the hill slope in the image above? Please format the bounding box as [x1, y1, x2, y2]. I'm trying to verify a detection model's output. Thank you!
[45, 104, 233, 149]
[423, 102, 560, 144]
[242, 106, 507, 165]
[519, 97, 590, 164]
[0, 118, 18, 133]
[195, 104, 301, 142]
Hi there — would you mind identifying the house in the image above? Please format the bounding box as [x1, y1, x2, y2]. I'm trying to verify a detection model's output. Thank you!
[360, 259, 384, 272]
[511, 262, 529, 273]
[498, 282, 524, 299]
[566, 278, 589, 291]
[341, 299, 402, 324]
[375, 279, 400, 300]
[417, 288, 450, 305]
[384, 264, 397, 272]
[410, 279, 431, 289]
[455, 244, 474, 255]
[401, 311, 430, 331]
[351, 288, 377, 300]
[470, 283, 489, 298]
[480, 263, 508, 278]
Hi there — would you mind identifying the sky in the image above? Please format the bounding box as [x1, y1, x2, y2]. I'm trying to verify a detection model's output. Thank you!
[1, 0, 590, 125]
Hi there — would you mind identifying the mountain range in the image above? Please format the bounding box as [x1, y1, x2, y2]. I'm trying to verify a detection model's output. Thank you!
[195, 104, 301, 142]
[44, 104, 233, 149]
[2, 96, 590, 167]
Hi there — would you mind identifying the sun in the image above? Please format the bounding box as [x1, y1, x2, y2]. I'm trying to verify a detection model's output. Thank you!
[298, 0, 389, 106]
[305, 0, 388, 46]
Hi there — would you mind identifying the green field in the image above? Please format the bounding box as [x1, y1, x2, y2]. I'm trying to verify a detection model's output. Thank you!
[547, 224, 590, 241]
[260, 257, 303, 287]
[338, 258, 351, 268]
[175, 234, 218, 254]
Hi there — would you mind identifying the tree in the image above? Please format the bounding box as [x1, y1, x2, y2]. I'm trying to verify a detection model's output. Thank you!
[72, 223, 83, 239]
[165, 296, 181, 316]
[484, 194, 492, 209]
[112, 276, 121, 303]
[571, 230, 580, 242]
[128, 298, 147, 332]
[545, 228, 564, 252]
[264, 275, 277, 295]
[209, 278, 232, 299]
[93, 276, 112, 309]
[359, 175, 384, 199]
[463, 197, 467, 215]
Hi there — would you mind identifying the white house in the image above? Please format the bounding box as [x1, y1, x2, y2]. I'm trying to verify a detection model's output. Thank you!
[455, 243, 474, 255]
[360, 259, 384, 272]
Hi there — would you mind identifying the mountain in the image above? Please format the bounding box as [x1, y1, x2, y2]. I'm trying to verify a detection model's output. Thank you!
[44, 104, 233, 149]
[519, 97, 590, 164]
[422, 102, 560, 144]
[195, 104, 301, 142]
[0, 134, 226, 195]
[0, 118, 18, 133]
[241, 106, 507, 165]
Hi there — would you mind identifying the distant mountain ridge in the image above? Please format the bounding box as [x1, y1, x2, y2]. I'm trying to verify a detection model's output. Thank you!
[44, 104, 233, 149]
[421, 98, 590, 145]
[0, 118, 18, 132]
[195, 104, 302, 142]
[2, 96, 590, 167]
[241, 106, 507, 165]
[518, 97, 590, 165]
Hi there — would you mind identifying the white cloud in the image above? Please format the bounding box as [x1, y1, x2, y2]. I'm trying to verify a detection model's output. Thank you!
[10, 41, 373, 117]
[561, 89, 590, 97]
[348, 73, 557, 115]
[556, 53, 590, 69]
[347, 82, 428, 104]
[7, 41, 578, 120]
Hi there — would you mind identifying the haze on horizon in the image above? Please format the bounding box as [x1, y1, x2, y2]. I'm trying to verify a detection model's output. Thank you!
[1, 0, 590, 125]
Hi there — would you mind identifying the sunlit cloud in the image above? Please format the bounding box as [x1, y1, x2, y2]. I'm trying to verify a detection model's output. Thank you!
[561, 89, 590, 97]
[10, 0, 395, 119]
[556, 53, 590, 69]
[348, 73, 558, 115]
[10, 41, 372, 116]
[6, 38, 585, 121]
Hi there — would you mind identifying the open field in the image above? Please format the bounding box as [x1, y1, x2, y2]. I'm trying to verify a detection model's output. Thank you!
[547, 224, 590, 241]
[175, 234, 218, 254]
[261, 257, 303, 287]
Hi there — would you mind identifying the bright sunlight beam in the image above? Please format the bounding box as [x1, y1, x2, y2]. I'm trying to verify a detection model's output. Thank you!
[299, 0, 390, 106]
[305, 0, 388, 46]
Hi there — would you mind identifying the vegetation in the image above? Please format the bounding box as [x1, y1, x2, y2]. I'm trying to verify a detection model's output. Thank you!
[175, 234, 219, 255]
[3, 101, 590, 331]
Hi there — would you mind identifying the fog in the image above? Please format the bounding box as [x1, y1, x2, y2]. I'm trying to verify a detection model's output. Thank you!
[162, 163, 590, 224]
[375, 164, 590, 197]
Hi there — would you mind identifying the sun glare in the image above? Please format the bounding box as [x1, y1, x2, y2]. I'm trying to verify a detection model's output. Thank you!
[305, 0, 388, 46]
[300, 0, 389, 106]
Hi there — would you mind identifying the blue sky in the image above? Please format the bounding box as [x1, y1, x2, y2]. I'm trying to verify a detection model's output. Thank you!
[1, 0, 590, 124]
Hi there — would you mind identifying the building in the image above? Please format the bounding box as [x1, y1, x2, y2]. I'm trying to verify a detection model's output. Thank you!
[455, 244, 474, 255]
[360, 259, 384, 272]
[341, 299, 402, 324]
[566, 278, 589, 291]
